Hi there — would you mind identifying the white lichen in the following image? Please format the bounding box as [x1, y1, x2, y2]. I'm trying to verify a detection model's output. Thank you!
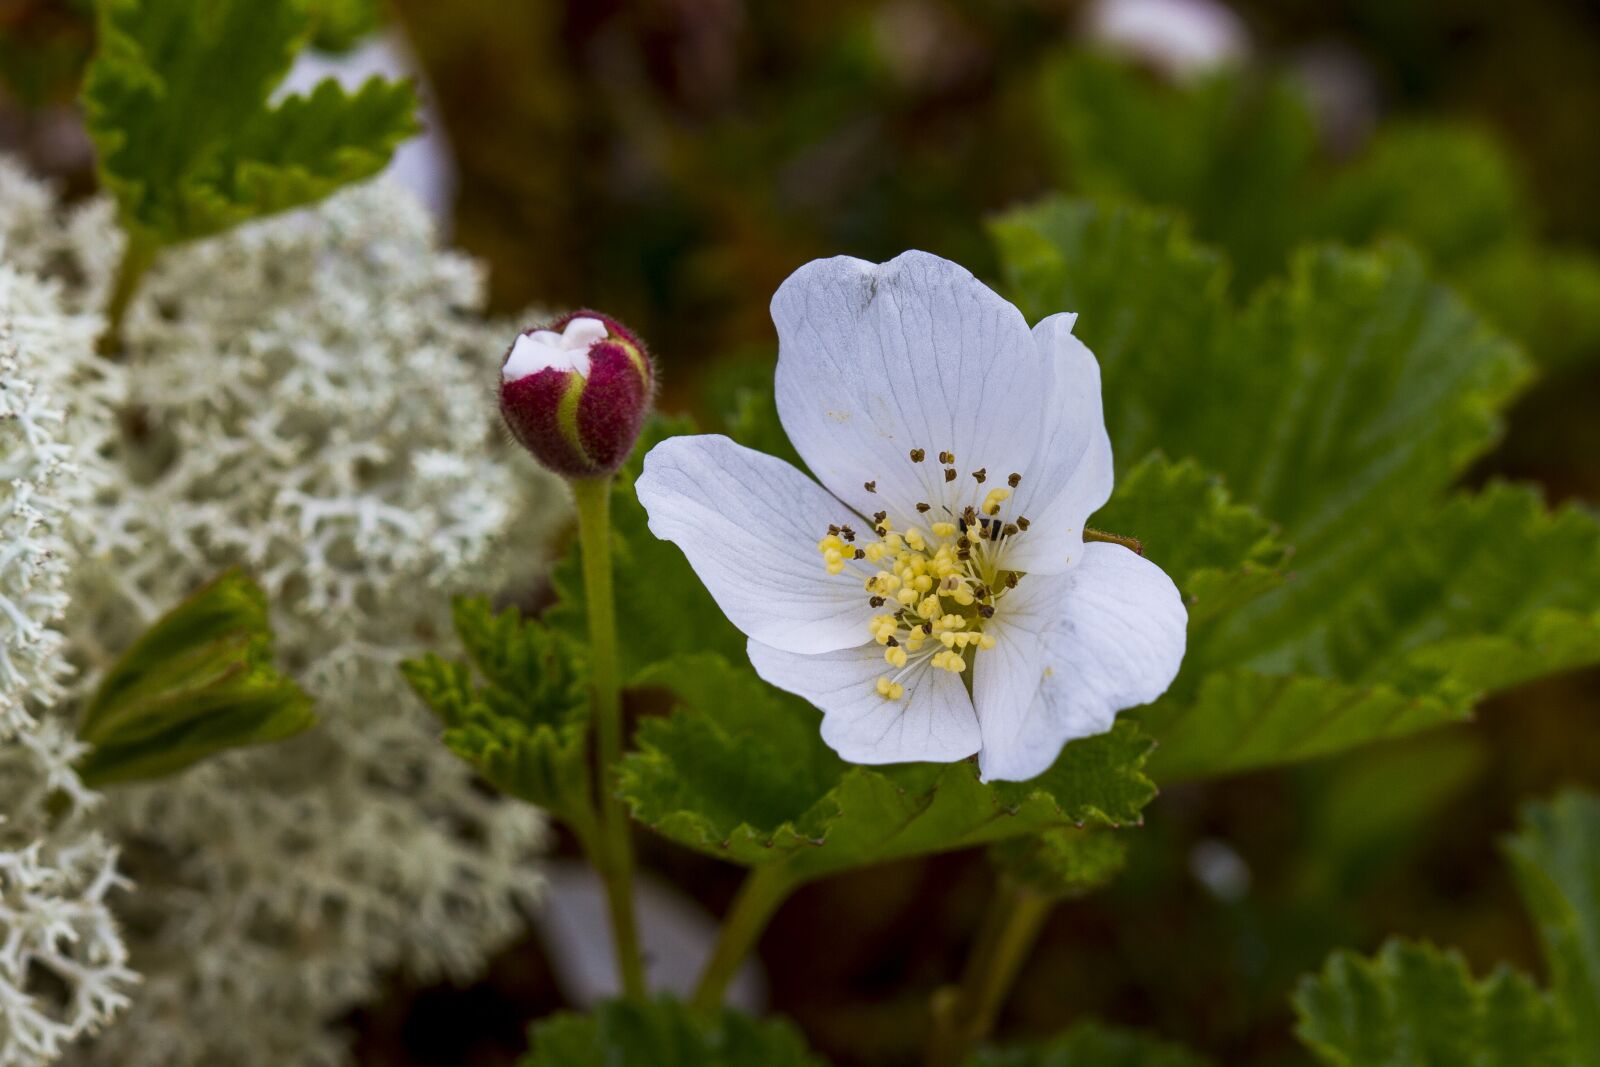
[0, 236, 135, 1067]
[0, 157, 563, 1067]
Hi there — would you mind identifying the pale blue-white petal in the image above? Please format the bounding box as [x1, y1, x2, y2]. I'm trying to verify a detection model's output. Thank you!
[636, 434, 876, 655]
[747, 639, 981, 765]
[772, 251, 1050, 526]
[1001, 313, 1115, 576]
[976, 543, 1187, 782]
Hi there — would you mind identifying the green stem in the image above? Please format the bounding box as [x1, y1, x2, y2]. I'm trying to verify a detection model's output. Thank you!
[690, 865, 800, 1014]
[571, 476, 646, 999]
[925, 880, 1054, 1067]
[99, 235, 157, 357]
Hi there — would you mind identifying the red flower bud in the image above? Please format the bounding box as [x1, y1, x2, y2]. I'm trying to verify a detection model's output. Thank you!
[499, 310, 654, 479]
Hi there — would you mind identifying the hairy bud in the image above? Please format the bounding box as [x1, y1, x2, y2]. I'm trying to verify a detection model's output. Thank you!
[499, 310, 654, 479]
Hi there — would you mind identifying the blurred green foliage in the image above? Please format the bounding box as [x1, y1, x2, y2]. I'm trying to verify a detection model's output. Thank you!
[77, 569, 314, 786]
[1294, 941, 1570, 1066]
[1505, 792, 1600, 1066]
[524, 997, 826, 1067]
[1289, 790, 1600, 1066]
[1036, 54, 1600, 375]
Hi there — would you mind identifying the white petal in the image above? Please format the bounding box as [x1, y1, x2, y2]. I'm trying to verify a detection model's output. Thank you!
[636, 434, 877, 655]
[970, 571, 1059, 761]
[563, 316, 609, 346]
[504, 330, 591, 380]
[1001, 313, 1114, 575]
[772, 251, 1049, 523]
[747, 639, 981, 765]
[977, 543, 1187, 782]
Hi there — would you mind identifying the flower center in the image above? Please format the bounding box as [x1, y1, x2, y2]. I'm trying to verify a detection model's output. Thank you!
[816, 449, 1030, 700]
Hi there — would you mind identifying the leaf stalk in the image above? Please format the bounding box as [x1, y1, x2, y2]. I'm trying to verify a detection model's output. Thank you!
[925, 879, 1054, 1066]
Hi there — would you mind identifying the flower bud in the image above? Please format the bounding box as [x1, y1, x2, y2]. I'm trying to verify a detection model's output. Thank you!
[499, 310, 654, 479]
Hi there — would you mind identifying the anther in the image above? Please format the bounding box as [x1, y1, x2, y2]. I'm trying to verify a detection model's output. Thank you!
[943, 468, 957, 482]
[962, 506, 978, 525]
[909, 448, 925, 463]
[1007, 472, 1021, 487]
[981, 487, 1011, 516]
[1017, 516, 1030, 530]
[841, 525, 855, 541]
[978, 604, 995, 619]
[869, 596, 886, 607]
[828, 524, 840, 535]
[864, 480, 876, 493]
[916, 502, 931, 513]
[1002, 523, 1018, 537]
[886, 636, 899, 647]
[938, 451, 954, 464]
[1004, 573, 1019, 588]
[971, 468, 987, 484]
[853, 548, 865, 559]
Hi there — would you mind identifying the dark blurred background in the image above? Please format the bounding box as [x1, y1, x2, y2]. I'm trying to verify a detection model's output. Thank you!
[4, 1, 1597, 1064]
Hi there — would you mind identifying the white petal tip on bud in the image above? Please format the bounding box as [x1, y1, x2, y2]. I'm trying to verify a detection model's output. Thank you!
[502, 315, 609, 382]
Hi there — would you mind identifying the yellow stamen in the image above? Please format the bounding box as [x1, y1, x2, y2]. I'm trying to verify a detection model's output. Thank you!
[815, 455, 1031, 700]
[981, 487, 1012, 516]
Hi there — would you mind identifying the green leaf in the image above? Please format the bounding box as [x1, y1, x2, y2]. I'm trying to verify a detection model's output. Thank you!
[1505, 791, 1600, 1066]
[993, 199, 1528, 547]
[1313, 123, 1527, 270]
[966, 1021, 1212, 1067]
[76, 569, 314, 786]
[988, 828, 1129, 901]
[1141, 670, 1461, 783]
[1455, 245, 1600, 377]
[1149, 485, 1600, 779]
[1035, 53, 1597, 374]
[306, 0, 384, 53]
[522, 998, 827, 1067]
[1035, 52, 1315, 291]
[82, 0, 417, 248]
[1231, 485, 1600, 693]
[622, 654, 847, 864]
[995, 198, 1600, 779]
[1293, 941, 1571, 1067]
[545, 415, 748, 681]
[993, 199, 1231, 478]
[620, 654, 1157, 881]
[402, 599, 594, 831]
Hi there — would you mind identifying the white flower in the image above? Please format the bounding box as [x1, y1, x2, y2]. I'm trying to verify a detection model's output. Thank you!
[636, 251, 1187, 782]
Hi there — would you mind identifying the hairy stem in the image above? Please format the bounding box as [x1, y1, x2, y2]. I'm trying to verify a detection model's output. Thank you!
[99, 234, 157, 357]
[691, 865, 800, 1014]
[1084, 526, 1144, 555]
[571, 476, 646, 999]
[925, 880, 1054, 1067]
